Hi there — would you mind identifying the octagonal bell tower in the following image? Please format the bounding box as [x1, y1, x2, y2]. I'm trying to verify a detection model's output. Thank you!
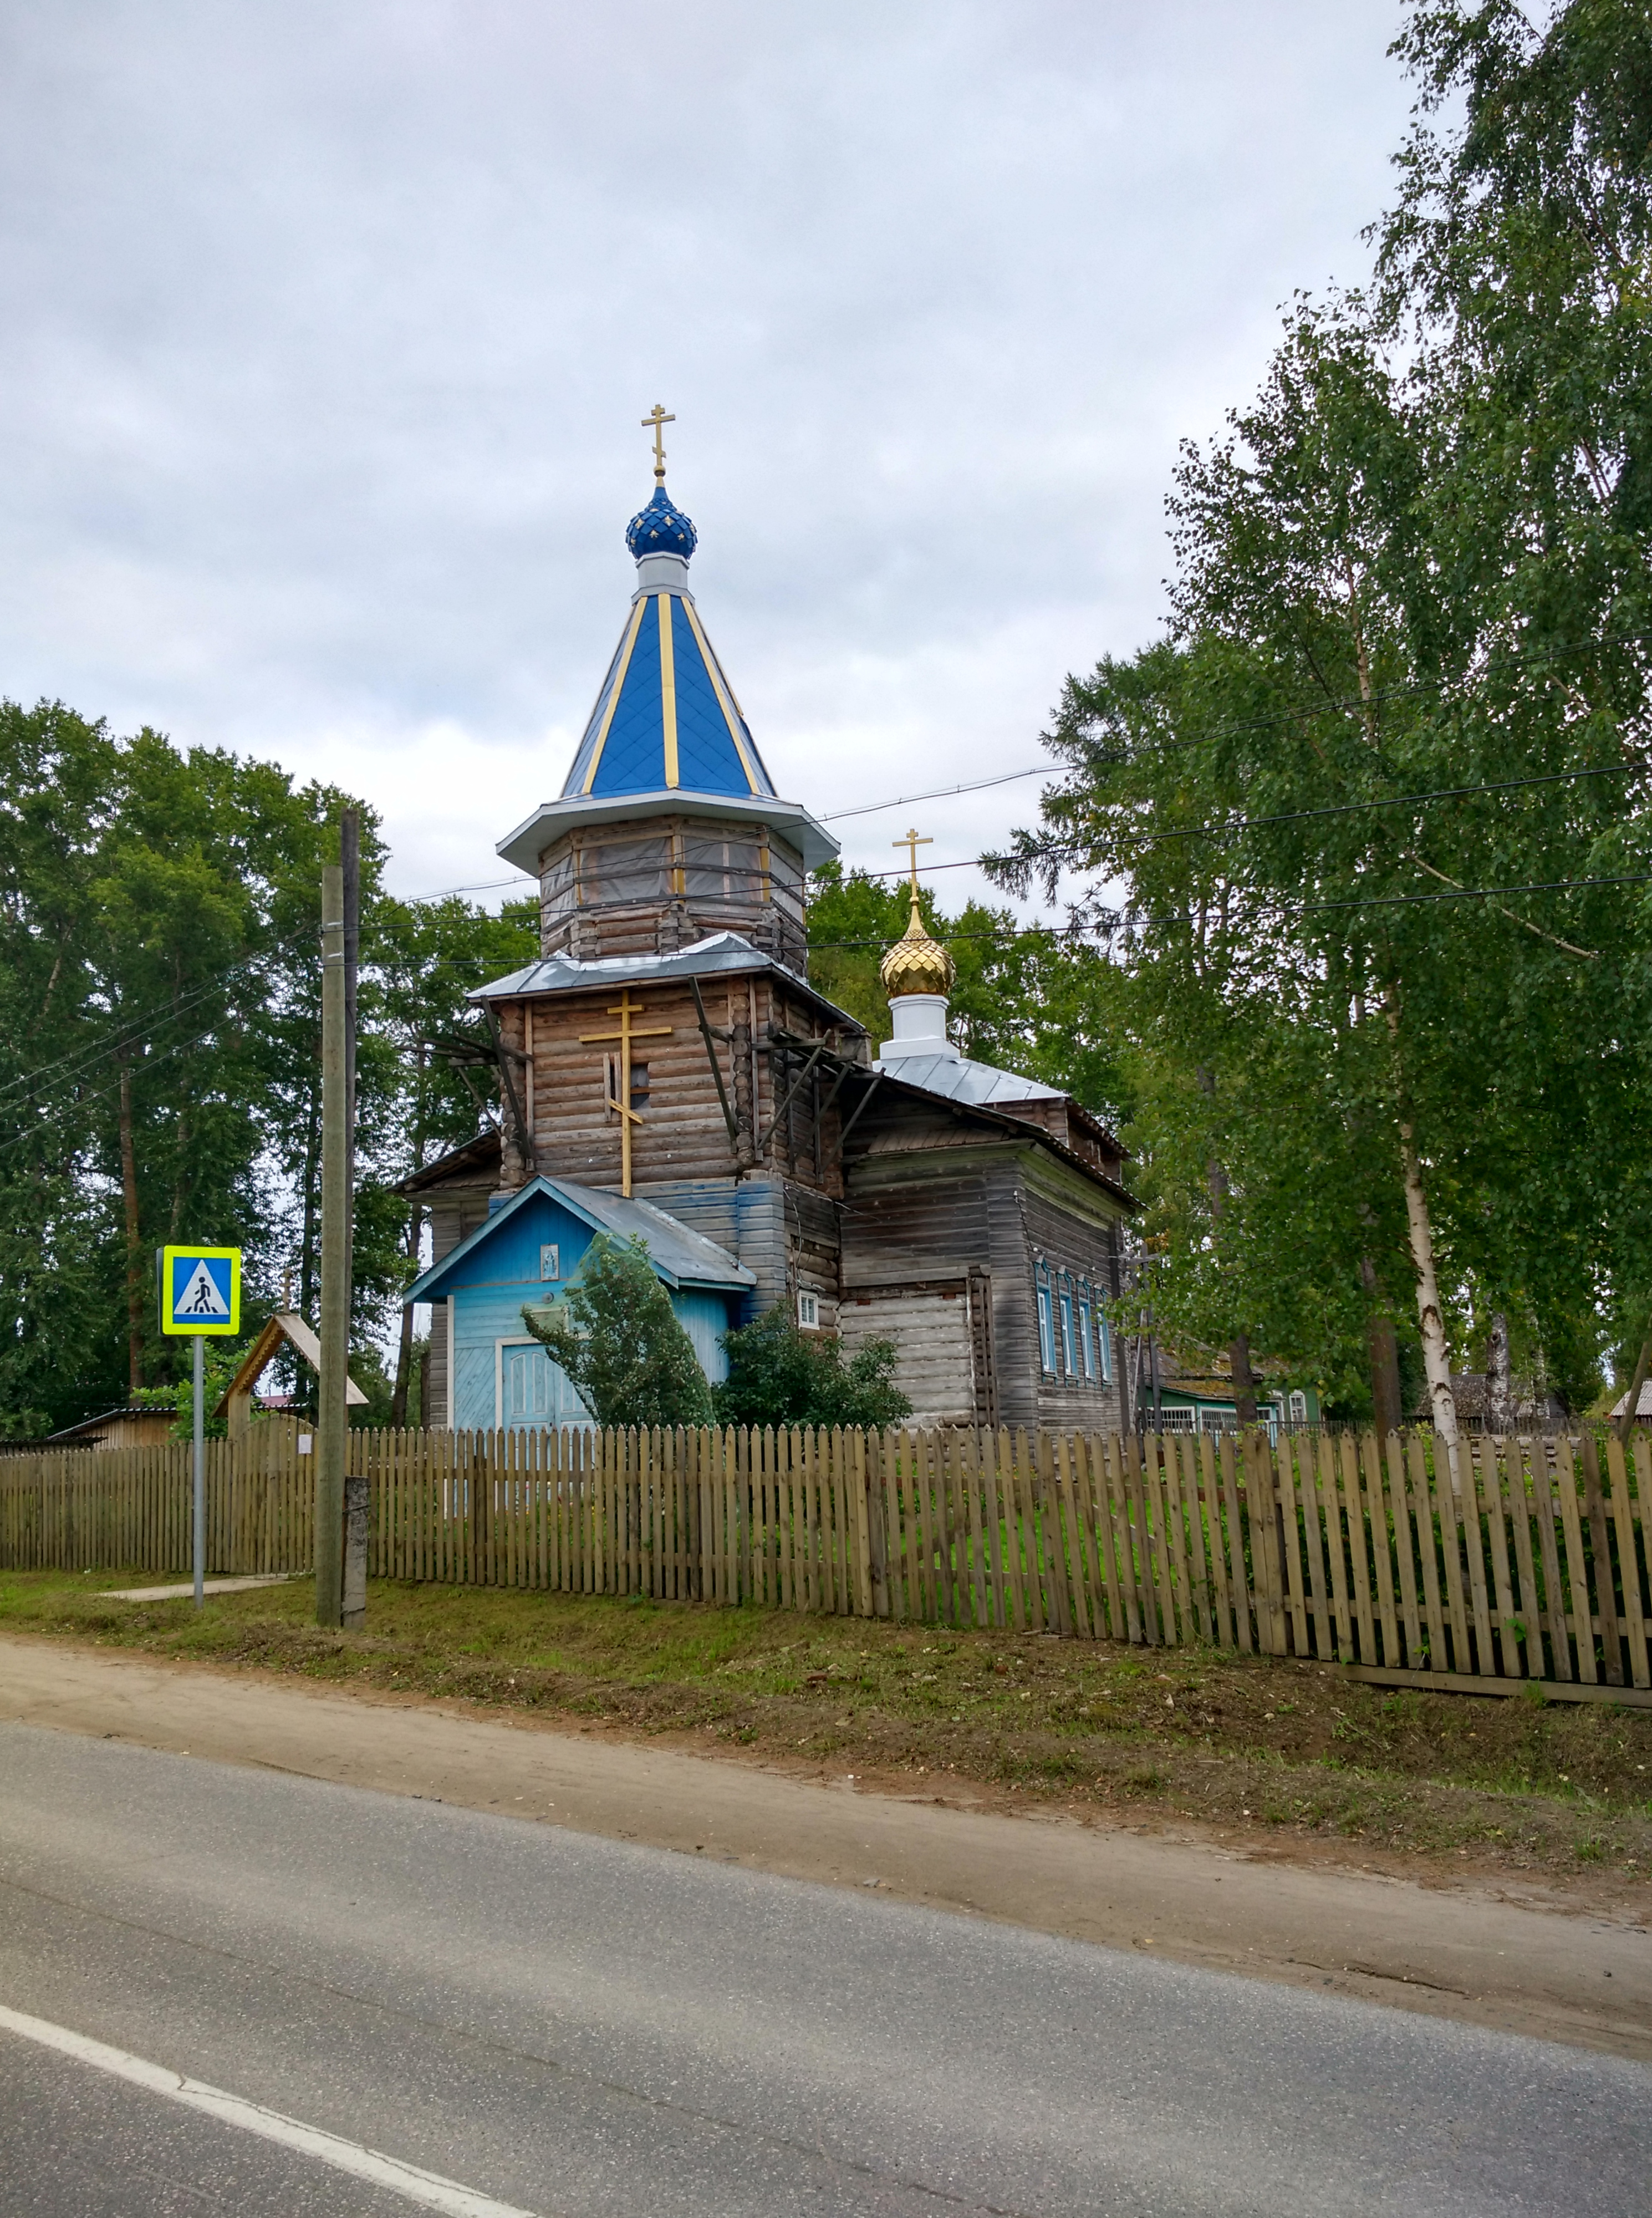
[496, 461, 837, 971]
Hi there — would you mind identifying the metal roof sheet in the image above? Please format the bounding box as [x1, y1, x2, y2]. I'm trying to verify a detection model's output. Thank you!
[873, 1050, 1065, 1108]
[405, 1173, 755, 1306]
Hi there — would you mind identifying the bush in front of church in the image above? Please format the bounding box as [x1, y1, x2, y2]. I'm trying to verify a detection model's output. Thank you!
[521, 1234, 712, 1431]
[713, 1308, 910, 1433]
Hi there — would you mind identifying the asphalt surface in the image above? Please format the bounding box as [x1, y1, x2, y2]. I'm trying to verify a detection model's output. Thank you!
[0, 1721, 1646, 2217]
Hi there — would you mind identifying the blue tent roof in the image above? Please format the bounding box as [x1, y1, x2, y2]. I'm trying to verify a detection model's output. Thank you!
[560, 586, 777, 804]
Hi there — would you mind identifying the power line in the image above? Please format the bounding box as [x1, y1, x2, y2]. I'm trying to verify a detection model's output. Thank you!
[7, 752, 1647, 1118]
[803, 871, 1652, 950]
[1020, 623, 1652, 770]
[0, 867, 544, 1117]
[810, 629, 1652, 825]
[977, 761, 1645, 878]
[820, 765, 1051, 821]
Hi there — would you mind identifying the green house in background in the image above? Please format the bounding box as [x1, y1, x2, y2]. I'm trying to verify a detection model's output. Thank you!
[1150, 1367, 1320, 1439]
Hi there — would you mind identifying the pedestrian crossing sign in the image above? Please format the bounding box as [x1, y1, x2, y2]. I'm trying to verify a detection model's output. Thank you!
[159, 1246, 242, 1336]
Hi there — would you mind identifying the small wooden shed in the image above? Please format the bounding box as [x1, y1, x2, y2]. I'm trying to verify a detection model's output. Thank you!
[46, 1405, 179, 1452]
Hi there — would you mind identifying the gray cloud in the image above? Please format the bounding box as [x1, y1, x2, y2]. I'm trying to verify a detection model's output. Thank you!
[0, 1, 1411, 907]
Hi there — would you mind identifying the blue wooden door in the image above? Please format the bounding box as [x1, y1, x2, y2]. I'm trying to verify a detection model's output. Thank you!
[500, 1340, 589, 1429]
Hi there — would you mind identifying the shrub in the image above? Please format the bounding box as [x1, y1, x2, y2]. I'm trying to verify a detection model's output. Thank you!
[522, 1234, 712, 1431]
[713, 1306, 911, 1431]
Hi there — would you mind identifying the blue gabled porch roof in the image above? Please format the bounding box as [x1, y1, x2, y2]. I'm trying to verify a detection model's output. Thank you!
[405, 1174, 755, 1306]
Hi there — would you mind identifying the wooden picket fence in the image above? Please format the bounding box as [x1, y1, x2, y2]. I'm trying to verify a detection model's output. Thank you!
[2, 1425, 1649, 1697]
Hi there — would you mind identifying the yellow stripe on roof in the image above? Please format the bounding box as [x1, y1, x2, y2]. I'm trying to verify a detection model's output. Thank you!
[681, 596, 761, 795]
[581, 596, 647, 795]
[658, 593, 679, 788]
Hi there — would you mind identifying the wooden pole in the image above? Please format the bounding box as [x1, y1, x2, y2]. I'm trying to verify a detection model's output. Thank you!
[339, 812, 368, 1630]
[316, 859, 348, 1627]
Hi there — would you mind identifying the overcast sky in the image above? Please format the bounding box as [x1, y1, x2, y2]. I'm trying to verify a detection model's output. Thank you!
[0, 1, 1415, 919]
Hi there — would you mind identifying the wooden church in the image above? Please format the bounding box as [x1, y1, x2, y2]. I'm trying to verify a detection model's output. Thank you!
[402, 442, 1136, 1432]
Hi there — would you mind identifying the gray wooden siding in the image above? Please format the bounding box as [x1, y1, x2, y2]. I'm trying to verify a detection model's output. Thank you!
[838, 1287, 975, 1427]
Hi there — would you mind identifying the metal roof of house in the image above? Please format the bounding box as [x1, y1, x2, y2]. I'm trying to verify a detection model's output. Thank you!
[405, 1173, 755, 1306]
[873, 1050, 1065, 1109]
[470, 930, 864, 1032]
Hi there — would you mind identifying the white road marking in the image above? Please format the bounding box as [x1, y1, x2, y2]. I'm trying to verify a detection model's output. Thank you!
[0, 2002, 543, 2218]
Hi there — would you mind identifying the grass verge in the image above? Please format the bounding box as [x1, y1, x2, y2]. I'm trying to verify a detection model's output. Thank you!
[5, 1569, 1652, 1883]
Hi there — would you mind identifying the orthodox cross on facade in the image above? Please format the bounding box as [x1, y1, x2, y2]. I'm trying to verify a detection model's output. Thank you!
[893, 826, 932, 900]
[642, 403, 675, 484]
[580, 990, 673, 1196]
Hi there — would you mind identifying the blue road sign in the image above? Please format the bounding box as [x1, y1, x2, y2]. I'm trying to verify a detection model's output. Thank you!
[159, 1245, 242, 1336]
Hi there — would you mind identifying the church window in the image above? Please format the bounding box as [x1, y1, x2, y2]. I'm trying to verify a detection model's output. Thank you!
[1035, 1263, 1055, 1375]
[629, 1062, 650, 1112]
[1058, 1290, 1077, 1376]
[542, 851, 577, 921]
[539, 1244, 560, 1282]
[589, 838, 668, 905]
[797, 1290, 820, 1330]
[766, 841, 802, 893]
[684, 835, 762, 902]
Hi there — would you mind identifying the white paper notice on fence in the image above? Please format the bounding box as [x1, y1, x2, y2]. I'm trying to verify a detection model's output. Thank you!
[298, 1434, 313, 1456]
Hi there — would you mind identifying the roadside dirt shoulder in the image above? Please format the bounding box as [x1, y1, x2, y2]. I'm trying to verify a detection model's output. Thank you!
[4, 1631, 1649, 2058]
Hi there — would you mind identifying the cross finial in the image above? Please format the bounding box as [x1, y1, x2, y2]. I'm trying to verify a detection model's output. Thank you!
[642, 403, 675, 484]
[893, 826, 932, 898]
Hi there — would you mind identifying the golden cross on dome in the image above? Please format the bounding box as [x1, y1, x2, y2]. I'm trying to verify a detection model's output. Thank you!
[580, 990, 673, 1196]
[642, 403, 675, 484]
[893, 826, 932, 899]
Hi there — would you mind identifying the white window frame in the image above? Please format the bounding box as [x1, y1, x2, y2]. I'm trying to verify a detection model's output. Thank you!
[1035, 1266, 1056, 1375]
[1077, 1286, 1097, 1381]
[797, 1290, 820, 1330]
[1058, 1290, 1077, 1377]
[1288, 1389, 1308, 1425]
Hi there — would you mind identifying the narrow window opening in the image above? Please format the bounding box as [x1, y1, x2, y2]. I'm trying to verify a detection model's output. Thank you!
[1035, 1263, 1055, 1375]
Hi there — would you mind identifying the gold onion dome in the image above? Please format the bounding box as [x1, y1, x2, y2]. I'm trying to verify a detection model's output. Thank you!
[880, 895, 956, 998]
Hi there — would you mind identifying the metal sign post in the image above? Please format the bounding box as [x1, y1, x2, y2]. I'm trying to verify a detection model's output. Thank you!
[159, 1245, 242, 1608]
[192, 1337, 205, 1606]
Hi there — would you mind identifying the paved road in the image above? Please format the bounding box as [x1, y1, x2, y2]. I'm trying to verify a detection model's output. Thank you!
[0, 1722, 1644, 2217]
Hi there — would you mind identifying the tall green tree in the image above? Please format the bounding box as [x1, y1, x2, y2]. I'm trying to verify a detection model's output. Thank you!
[990, 0, 1652, 1427]
[521, 1235, 712, 1431]
[369, 891, 539, 1421]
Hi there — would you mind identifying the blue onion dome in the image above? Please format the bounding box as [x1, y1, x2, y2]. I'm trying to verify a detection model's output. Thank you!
[625, 485, 698, 561]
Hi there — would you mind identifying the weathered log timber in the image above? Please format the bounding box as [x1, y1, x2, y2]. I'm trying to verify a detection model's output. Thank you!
[401, 471, 1137, 1431]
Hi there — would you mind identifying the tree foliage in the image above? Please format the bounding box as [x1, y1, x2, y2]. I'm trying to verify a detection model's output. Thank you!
[521, 1235, 713, 1431]
[712, 1306, 911, 1432]
[988, 0, 1652, 1417]
[0, 702, 536, 1434]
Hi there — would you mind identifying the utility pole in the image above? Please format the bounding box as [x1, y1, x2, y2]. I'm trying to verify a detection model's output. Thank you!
[339, 812, 368, 1630]
[316, 857, 348, 1627]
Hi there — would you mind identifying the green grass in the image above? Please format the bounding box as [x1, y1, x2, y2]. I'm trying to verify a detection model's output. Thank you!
[6, 1568, 1652, 1879]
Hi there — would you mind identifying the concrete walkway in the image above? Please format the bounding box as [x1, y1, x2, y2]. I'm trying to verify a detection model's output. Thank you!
[100, 1575, 298, 1603]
